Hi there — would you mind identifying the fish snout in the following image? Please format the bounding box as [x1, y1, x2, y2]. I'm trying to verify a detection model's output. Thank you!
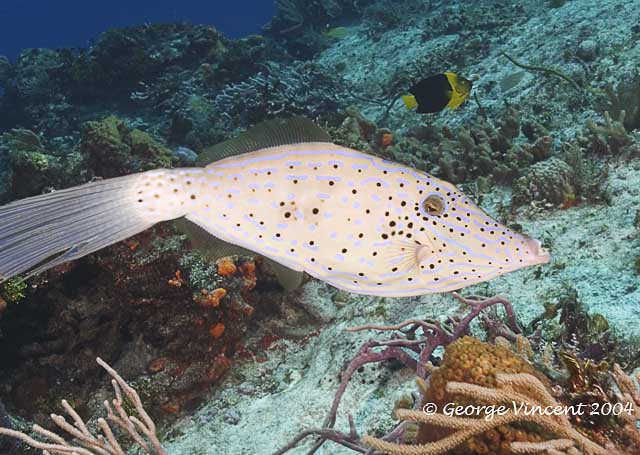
[524, 237, 550, 265]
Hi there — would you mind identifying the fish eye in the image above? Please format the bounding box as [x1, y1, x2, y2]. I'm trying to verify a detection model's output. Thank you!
[422, 194, 445, 216]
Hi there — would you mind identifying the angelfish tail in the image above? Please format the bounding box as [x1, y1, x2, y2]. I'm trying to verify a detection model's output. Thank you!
[0, 169, 188, 283]
[402, 95, 418, 110]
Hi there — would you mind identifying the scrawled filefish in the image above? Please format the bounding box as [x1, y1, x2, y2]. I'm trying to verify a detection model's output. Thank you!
[0, 117, 549, 296]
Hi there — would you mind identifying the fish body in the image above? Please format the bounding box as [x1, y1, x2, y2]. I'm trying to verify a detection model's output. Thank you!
[403, 72, 473, 114]
[322, 26, 351, 40]
[0, 119, 548, 296]
[132, 144, 547, 296]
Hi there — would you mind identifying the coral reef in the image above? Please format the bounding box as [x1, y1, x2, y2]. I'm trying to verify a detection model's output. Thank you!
[597, 73, 640, 133]
[512, 157, 576, 207]
[266, 0, 373, 58]
[0, 224, 276, 436]
[0, 358, 166, 455]
[526, 284, 639, 370]
[360, 336, 640, 455]
[80, 116, 176, 177]
[586, 111, 634, 154]
[63, 24, 227, 100]
[12, 49, 64, 100]
[387, 106, 551, 185]
[0, 128, 84, 199]
[413, 337, 549, 454]
[363, 372, 618, 455]
[0, 128, 50, 197]
[208, 61, 347, 135]
[512, 138, 611, 208]
[274, 290, 640, 455]
[273, 293, 524, 454]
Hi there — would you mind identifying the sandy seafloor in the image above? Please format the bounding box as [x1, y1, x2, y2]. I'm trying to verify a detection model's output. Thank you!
[154, 0, 640, 453]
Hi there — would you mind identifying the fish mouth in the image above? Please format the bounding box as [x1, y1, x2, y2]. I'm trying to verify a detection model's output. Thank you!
[524, 237, 550, 265]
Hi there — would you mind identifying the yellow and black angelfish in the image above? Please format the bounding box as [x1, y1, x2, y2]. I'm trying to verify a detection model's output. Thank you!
[402, 72, 473, 114]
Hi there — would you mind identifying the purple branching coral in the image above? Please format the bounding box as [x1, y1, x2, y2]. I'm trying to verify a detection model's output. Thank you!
[271, 293, 521, 455]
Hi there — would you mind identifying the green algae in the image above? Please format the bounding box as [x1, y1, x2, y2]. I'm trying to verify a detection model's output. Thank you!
[0, 277, 27, 305]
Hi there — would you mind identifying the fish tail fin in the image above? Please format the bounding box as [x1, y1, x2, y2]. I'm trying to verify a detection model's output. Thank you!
[0, 170, 186, 283]
[402, 95, 418, 110]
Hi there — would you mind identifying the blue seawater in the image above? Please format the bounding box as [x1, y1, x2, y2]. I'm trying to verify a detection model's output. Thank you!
[0, 0, 275, 60]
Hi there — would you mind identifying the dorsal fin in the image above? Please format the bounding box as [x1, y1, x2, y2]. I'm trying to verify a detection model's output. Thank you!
[196, 116, 332, 166]
[175, 217, 304, 291]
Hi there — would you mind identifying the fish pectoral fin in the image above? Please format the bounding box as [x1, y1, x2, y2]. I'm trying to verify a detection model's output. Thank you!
[381, 239, 427, 274]
[176, 217, 255, 259]
[198, 116, 332, 166]
[415, 244, 432, 264]
[264, 258, 305, 291]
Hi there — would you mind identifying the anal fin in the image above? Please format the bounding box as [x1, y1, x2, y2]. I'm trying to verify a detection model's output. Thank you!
[264, 258, 304, 291]
[175, 217, 304, 291]
[175, 218, 254, 259]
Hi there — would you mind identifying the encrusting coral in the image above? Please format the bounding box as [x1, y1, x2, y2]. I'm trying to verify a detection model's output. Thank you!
[0, 225, 267, 431]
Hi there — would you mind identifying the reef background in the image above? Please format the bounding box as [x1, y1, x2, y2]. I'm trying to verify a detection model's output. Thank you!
[0, 0, 640, 454]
